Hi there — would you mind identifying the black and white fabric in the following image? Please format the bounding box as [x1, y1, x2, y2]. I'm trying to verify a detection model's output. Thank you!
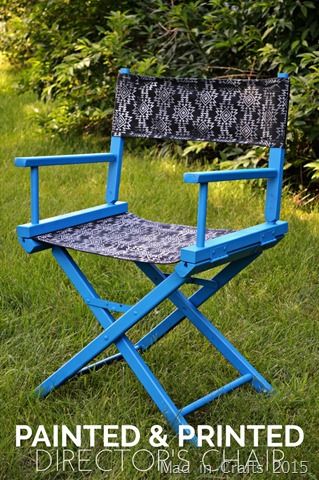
[36, 213, 232, 264]
[112, 73, 290, 147]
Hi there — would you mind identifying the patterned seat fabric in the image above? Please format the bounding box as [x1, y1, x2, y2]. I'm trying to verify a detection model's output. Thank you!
[36, 213, 232, 264]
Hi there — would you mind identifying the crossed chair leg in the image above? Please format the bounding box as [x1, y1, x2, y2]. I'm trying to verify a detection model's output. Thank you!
[35, 246, 272, 444]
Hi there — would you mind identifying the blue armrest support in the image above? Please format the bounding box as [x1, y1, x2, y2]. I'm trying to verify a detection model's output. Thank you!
[15, 151, 127, 250]
[183, 167, 280, 248]
[15, 153, 116, 167]
[184, 168, 277, 183]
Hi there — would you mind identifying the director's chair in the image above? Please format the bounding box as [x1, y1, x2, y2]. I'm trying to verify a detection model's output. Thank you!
[15, 68, 290, 444]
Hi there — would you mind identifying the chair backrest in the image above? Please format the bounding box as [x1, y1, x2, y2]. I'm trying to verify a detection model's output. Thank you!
[112, 72, 290, 148]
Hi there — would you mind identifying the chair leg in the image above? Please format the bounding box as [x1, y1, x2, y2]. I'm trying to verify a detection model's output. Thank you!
[35, 327, 115, 397]
[115, 335, 195, 441]
[36, 247, 196, 442]
[37, 333, 193, 441]
[138, 261, 273, 393]
[79, 255, 259, 375]
[52, 246, 185, 349]
[135, 254, 259, 351]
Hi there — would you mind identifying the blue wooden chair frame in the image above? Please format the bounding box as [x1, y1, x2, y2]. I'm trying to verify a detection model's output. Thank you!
[15, 68, 289, 445]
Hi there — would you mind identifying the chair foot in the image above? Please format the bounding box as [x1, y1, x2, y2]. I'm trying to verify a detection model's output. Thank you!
[251, 376, 273, 394]
[34, 383, 53, 399]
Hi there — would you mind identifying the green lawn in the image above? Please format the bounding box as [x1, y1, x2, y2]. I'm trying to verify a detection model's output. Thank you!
[1, 57, 319, 479]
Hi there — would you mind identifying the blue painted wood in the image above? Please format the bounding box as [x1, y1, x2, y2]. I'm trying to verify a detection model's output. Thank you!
[18, 236, 50, 253]
[17, 201, 128, 238]
[86, 298, 132, 313]
[106, 136, 125, 203]
[197, 182, 208, 247]
[263, 72, 288, 222]
[181, 220, 288, 263]
[80, 255, 260, 373]
[119, 67, 130, 74]
[185, 298, 273, 392]
[105, 67, 130, 204]
[180, 374, 253, 416]
[16, 151, 117, 230]
[30, 167, 39, 223]
[15, 153, 116, 167]
[184, 277, 217, 287]
[35, 247, 270, 439]
[35, 247, 195, 442]
[135, 255, 259, 351]
[81, 269, 185, 349]
[178, 245, 266, 277]
[140, 263, 273, 393]
[184, 168, 277, 183]
[265, 148, 285, 222]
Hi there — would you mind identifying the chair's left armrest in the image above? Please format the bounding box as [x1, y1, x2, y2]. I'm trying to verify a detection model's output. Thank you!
[15, 152, 126, 252]
[15, 152, 116, 167]
[15, 152, 117, 226]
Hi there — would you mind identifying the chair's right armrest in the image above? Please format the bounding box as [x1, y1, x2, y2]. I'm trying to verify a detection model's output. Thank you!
[180, 221, 288, 265]
[183, 168, 279, 248]
[184, 168, 277, 183]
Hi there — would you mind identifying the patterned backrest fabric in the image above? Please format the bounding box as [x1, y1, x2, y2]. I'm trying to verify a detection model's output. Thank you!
[112, 73, 290, 148]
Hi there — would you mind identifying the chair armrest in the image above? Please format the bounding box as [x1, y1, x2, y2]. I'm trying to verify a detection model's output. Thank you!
[15, 152, 116, 167]
[17, 202, 128, 239]
[180, 221, 288, 265]
[183, 167, 278, 248]
[184, 168, 277, 183]
[14, 151, 118, 230]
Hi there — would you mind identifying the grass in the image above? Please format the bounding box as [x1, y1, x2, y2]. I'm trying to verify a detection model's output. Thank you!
[1, 56, 319, 479]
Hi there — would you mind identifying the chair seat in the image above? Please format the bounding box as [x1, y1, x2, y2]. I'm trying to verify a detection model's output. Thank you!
[36, 213, 232, 264]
